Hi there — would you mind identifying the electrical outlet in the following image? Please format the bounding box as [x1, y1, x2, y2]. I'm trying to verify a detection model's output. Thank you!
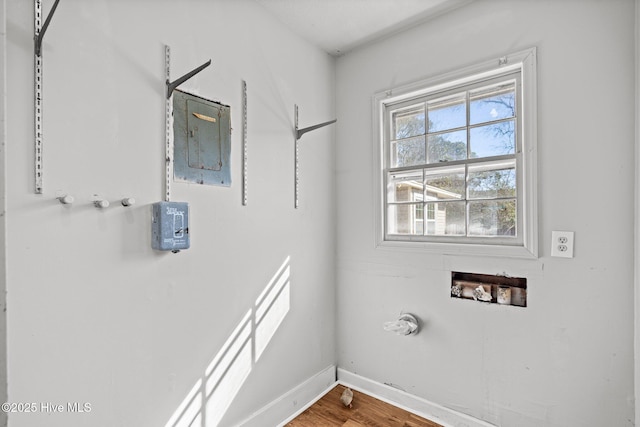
[551, 231, 574, 258]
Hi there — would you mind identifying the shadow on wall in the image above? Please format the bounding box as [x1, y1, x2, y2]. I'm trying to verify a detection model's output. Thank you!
[164, 256, 292, 427]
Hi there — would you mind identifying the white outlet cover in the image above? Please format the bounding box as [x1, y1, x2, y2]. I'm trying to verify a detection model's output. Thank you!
[551, 231, 574, 258]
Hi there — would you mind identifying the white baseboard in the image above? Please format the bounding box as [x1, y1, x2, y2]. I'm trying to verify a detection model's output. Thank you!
[234, 365, 337, 427]
[337, 368, 496, 427]
[235, 366, 495, 427]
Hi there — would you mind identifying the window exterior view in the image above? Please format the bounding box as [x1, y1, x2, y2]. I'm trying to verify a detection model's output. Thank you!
[377, 50, 537, 257]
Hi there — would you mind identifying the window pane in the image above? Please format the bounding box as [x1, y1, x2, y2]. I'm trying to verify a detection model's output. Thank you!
[468, 160, 516, 199]
[468, 200, 516, 236]
[469, 121, 515, 158]
[388, 204, 424, 235]
[390, 136, 425, 167]
[427, 130, 467, 163]
[424, 166, 465, 200]
[381, 61, 530, 249]
[470, 83, 515, 125]
[392, 104, 425, 139]
[428, 93, 466, 132]
[387, 170, 423, 203]
[424, 201, 465, 236]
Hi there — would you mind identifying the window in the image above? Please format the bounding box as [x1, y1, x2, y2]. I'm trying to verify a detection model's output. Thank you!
[374, 49, 538, 258]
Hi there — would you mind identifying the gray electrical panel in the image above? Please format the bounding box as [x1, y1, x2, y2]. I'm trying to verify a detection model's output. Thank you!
[151, 201, 190, 252]
[173, 90, 231, 186]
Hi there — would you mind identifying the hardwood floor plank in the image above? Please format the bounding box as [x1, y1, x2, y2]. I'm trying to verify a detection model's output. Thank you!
[285, 385, 442, 427]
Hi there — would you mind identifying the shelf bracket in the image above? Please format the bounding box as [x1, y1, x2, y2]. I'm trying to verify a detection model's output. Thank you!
[166, 58, 211, 99]
[296, 114, 337, 141]
[164, 46, 212, 201]
[34, 0, 60, 57]
[294, 104, 337, 208]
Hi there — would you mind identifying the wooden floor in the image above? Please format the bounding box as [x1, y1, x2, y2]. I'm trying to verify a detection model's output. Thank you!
[285, 385, 443, 427]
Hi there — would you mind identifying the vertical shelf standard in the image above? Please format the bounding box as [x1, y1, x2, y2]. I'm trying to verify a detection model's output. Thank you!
[242, 80, 248, 206]
[293, 104, 337, 209]
[164, 45, 211, 201]
[33, 0, 60, 194]
[164, 45, 172, 201]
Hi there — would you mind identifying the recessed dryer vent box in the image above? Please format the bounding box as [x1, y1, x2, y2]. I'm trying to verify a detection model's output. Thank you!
[451, 271, 527, 307]
[173, 90, 231, 186]
[152, 201, 190, 252]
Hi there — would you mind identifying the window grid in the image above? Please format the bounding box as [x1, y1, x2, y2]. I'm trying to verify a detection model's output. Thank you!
[385, 72, 521, 241]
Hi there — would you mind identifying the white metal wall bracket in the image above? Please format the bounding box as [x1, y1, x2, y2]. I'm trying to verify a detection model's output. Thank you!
[166, 58, 211, 99]
[293, 104, 337, 209]
[295, 114, 336, 141]
[164, 45, 212, 201]
[242, 80, 248, 206]
[34, 0, 60, 194]
[294, 105, 300, 208]
[164, 45, 172, 201]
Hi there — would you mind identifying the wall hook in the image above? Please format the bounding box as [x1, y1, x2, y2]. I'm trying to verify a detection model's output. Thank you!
[121, 198, 135, 207]
[166, 59, 212, 98]
[93, 199, 109, 209]
[34, 0, 60, 57]
[56, 194, 74, 205]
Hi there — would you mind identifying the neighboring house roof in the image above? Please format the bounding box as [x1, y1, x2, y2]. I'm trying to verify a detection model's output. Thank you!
[398, 180, 462, 200]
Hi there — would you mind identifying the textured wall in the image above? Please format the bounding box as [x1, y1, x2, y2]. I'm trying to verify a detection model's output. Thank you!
[0, 0, 7, 424]
[5, 1, 336, 426]
[335, 1, 635, 426]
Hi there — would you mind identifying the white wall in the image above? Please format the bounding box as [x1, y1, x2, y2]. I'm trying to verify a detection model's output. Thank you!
[636, 0, 640, 423]
[5, 1, 335, 426]
[0, 0, 7, 425]
[4, 1, 638, 426]
[336, 1, 635, 426]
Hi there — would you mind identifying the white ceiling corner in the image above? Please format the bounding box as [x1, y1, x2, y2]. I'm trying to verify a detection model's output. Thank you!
[254, 0, 472, 56]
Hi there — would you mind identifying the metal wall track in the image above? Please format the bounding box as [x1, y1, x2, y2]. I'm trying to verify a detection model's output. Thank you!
[242, 80, 248, 206]
[34, 0, 43, 194]
[165, 45, 172, 202]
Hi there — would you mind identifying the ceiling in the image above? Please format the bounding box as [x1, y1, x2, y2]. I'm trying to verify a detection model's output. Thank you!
[254, 0, 472, 56]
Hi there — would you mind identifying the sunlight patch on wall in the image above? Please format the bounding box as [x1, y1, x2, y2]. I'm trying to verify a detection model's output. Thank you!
[205, 310, 253, 426]
[164, 256, 292, 427]
[256, 258, 291, 361]
[163, 379, 203, 427]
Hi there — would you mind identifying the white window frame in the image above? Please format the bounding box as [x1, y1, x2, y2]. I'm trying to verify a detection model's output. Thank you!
[373, 48, 538, 258]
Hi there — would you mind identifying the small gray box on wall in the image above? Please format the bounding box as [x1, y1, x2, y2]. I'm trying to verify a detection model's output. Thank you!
[173, 90, 231, 186]
[151, 201, 190, 252]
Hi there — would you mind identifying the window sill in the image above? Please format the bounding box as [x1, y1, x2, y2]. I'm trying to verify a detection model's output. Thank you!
[375, 238, 538, 259]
